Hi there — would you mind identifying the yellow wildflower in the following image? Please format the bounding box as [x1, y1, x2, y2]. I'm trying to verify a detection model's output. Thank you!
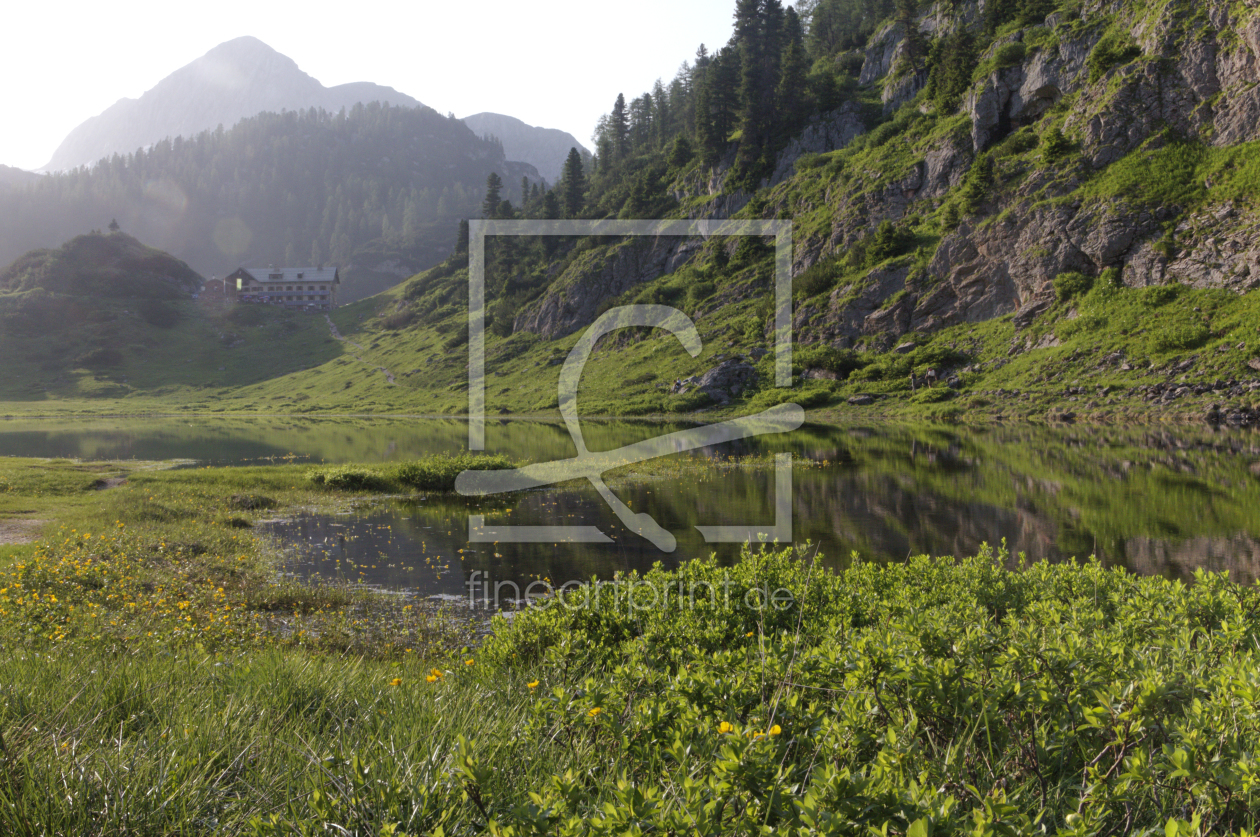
[388, 678, 402, 687]
[527, 680, 539, 690]
[587, 707, 602, 718]
[718, 721, 734, 734]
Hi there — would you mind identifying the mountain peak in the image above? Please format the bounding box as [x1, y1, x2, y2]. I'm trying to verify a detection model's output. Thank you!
[461, 112, 591, 183]
[42, 38, 424, 172]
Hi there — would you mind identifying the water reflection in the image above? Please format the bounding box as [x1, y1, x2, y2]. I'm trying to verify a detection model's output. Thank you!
[263, 421, 1260, 597]
[1, 416, 1257, 588]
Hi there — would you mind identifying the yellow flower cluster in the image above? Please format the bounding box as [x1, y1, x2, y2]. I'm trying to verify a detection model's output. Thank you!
[0, 526, 265, 649]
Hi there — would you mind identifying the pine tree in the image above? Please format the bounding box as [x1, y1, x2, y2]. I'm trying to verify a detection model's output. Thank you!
[668, 134, 694, 169]
[733, 0, 787, 176]
[481, 172, 503, 218]
[611, 94, 630, 162]
[542, 189, 560, 221]
[652, 79, 671, 147]
[694, 78, 721, 167]
[709, 49, 741, 143]
[560, 148, 586, 218]
[777, 32, 809, 139]
[455, 219, 469, 254]
[896, 0, 925, 72]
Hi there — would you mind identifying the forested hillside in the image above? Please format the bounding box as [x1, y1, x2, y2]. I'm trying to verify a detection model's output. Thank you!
[4, 0, 1260, 424]
[0, 104, 540, 304]
[349, 0, 1260, 423]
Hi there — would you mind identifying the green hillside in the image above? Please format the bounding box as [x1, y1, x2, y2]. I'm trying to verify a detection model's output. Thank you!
[0, 231, 344, 406]
[2, 0, 1260, 426]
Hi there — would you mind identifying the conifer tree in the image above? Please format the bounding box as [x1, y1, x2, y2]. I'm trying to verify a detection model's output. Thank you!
[896, 0, 925, 72]
[694, 79, 721, 167]
[777, 37, 809, 140]
[560, 148, 586, 218]
[542, 189, 560, 221]
[611, 94, 630, 162]
[455, 219, 469, 254]
[709, 49, 741, 143]
[481, 172, 503, 218]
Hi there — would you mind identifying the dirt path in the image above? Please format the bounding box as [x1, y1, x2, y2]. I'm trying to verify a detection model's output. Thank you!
[326, 315, 396, 385]
[0, 518, 46, 545]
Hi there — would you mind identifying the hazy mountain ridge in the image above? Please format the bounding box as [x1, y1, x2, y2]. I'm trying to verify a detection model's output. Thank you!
[42, 36, 425, 173]
[462, 112, 591, 183]
[0, 165, 39, 190]
[1, 104, 540, 302]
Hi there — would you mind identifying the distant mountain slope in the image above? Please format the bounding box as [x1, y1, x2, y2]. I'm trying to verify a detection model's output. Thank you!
[43, 36, 424, 172]
[1, 104, 539, 302]
[0, 165, 39, 190]
[462, 112, 591, 183]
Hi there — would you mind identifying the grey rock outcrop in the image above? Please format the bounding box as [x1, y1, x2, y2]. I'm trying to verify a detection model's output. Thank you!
[765, 103, 866, 187]
[671, 359, 758, 405]
[515, 237, 703, 340]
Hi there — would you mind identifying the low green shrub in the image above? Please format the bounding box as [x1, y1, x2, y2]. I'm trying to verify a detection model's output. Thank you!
[912, 386, 955, 403]
[993, 41, 1027, 68]
[1088, 30, 1142, 82]
[794, 258, 843, 298]
[1149, 323, 1211, 353]
[1144, 284, 1181, 307]
[1041, 126, 1074, 163]
[1053, 270, 1094, 301]
[307, 466, 391, 492]
[392, 453, 512, 491]
[793, 152, 825, 172]
[793, 344, 869, 379]
[685, 279, 716, 308]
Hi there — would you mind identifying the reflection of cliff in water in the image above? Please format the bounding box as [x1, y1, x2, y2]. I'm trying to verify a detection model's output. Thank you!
[189, 417, 1260, 592]
[1118, 535, 1260, 585]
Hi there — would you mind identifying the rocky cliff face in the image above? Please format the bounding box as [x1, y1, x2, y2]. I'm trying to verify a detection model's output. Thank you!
[778, 0, 1260, 351]
[503, 0, 1260, 366]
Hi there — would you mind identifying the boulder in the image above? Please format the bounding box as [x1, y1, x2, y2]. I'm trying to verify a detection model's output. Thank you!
[688, 359, 757, 404]
[848, 394, 875, 406]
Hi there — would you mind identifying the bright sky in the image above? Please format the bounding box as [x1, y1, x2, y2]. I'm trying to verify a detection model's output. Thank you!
[1, 0, 742, 171]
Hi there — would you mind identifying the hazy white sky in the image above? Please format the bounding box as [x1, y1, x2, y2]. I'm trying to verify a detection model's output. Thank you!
[2, 0, 741, 171]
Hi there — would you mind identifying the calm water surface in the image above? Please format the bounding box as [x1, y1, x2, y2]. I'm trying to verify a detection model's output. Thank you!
[3, 416, 1259, 593]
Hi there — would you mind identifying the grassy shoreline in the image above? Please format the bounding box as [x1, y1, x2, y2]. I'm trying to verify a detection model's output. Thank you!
[4, 456, 1260, 832]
